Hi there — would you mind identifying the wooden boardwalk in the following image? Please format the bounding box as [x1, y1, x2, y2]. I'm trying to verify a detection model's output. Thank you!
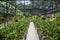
[26, 22, 39, 40]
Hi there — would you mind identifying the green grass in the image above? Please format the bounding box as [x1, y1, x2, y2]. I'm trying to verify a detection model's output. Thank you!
[34, 16, 60, 40]
[0, 16, 30, 40]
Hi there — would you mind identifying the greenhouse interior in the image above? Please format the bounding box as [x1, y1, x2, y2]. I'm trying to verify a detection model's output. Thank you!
[0, 0, 60, 40]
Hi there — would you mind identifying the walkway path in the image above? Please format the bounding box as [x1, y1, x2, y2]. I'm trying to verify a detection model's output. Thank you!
[26, 22, 39, 40]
